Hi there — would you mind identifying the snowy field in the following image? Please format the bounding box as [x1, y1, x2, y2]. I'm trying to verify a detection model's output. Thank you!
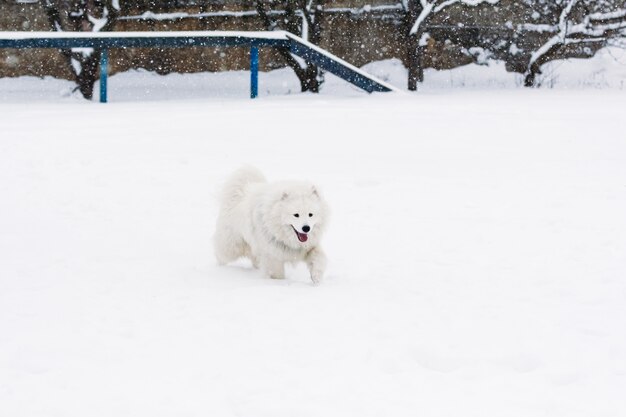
[1, 51, 626, 417]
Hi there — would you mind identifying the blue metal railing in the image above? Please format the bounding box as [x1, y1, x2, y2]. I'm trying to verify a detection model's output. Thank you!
[99, 48, 108, 103]
[250, 46, 259, 99]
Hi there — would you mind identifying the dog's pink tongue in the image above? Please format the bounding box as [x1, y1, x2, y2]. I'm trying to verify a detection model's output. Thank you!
[297, 231, 308, 242]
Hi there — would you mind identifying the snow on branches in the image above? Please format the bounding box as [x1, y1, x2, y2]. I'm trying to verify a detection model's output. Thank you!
[408, 0, 500, 35]
[255, 0, 326, 92]
[42, 0, 121, 99]
[401, 0, 626, 88]
[404, 0, 501, 89]
[524, 0, 626, 86]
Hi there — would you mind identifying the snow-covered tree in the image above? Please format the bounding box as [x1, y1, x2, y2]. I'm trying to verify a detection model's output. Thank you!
[255, 0, 325, 92]
[404, 0, 500, 90]
[522, 0, 626, 86]
[401, 0, 626, 88]
[41, 0, 120, 99]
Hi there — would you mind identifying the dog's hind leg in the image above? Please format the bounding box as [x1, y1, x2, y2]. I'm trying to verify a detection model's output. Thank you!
[242, 244, 260, 269]
[214, 228, 246, 265]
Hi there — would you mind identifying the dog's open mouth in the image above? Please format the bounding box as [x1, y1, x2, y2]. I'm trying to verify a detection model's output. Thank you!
[292, 226, 308, 243]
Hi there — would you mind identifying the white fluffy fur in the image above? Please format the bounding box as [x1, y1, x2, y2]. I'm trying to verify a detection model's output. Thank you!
[214, 167, 329, 284]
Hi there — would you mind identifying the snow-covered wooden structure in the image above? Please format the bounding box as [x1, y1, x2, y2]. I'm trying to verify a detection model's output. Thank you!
[0, 30, 397, 102]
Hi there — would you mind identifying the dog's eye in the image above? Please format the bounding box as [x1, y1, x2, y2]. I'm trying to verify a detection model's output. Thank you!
[309, 213, 313, 217]
[293, 214, 299, 218]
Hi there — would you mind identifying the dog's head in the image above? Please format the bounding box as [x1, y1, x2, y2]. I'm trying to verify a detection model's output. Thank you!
[266, 182, 329, 248]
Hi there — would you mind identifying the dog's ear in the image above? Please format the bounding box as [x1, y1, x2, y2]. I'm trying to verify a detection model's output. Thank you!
[281, 192, 289, 200]
[311, 186, 319, 197]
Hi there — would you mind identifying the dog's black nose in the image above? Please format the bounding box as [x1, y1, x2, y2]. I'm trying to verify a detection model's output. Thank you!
[302, 225, 310, 233]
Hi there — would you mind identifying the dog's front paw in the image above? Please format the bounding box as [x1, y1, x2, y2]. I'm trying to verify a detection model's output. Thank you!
[310, 273, 323, 286]
[307, 248, 326, 286]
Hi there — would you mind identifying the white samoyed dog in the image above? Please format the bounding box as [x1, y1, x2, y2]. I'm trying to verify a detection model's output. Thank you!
[214, 167, 329, 284]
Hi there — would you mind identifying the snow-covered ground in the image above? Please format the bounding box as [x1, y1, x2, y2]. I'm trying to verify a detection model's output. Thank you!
[1, 51, 626, 417]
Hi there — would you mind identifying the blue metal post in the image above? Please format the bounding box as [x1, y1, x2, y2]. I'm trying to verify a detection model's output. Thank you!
[250, 46, 259, 99]
[99, 48, 108, 103]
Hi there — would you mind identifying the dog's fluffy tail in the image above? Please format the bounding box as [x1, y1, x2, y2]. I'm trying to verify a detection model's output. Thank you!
[219, 166, 266, 212]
